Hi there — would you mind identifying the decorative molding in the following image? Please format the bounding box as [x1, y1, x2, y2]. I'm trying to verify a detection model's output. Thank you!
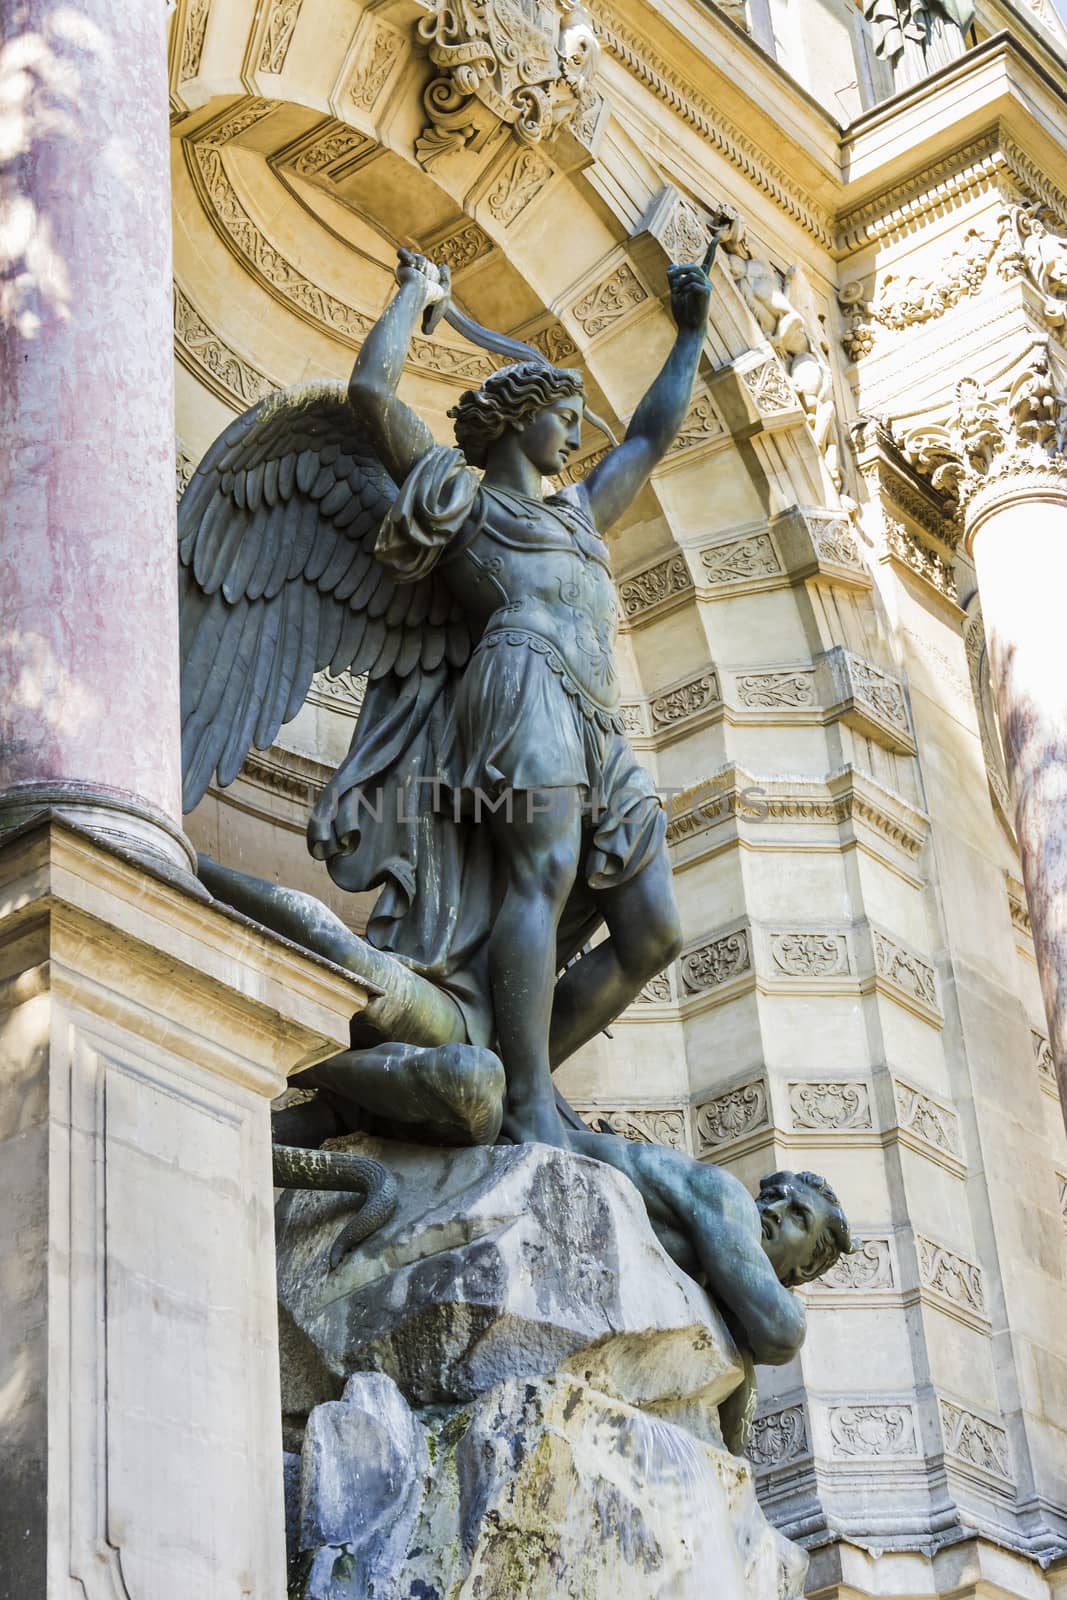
[810, 1237, 893, 1291]
[694, 1078, 769, 1151]
[638, 184, 713, 265]
[415, 0, 599, 167]
[529, 321, 579, 365]
[571, 262, 649, 338]
[893, 1076, 963, 1165]
[577, 1106, 688, 1149]
[939, 1400, 1012, 1483]
[485, 147, 554, 226]
[736, 670, 816, 709]
[917, 1236, 986, 1325]
[748, 1406, 810, 1471]
[681, 929, 752, 995]
[186, 106, 493, 384]
[700, 532, 783, 586]
[174, 283, 276, 410]
[588, 7, 833, 247]
[821, 647, 914, 753]
[771, 933, 850, 979]
[259, 0, 303, 73]
[873, 929, 939, 1014]
[1005, 873, 1031, 938]
[740, 354, 796, 415]
[769, 507, 869, 588]
[787, 1080, 872, 1131]
[633, 971, 672, 1004]
[828, 1403, 918, 1458]
[347, 19, 404, 111]
[617, 553, 693, 620]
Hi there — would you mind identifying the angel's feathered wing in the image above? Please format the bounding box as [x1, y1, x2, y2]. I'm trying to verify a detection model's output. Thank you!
[178, 380, 470, 812]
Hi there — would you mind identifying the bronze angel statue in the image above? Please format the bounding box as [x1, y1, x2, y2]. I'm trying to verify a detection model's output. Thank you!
[179, 247, 713, 1155]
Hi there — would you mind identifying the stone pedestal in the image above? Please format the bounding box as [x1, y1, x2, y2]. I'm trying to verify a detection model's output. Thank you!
[276, 1136, 806, 1600]
[0, 2, 187, 879]
[965, 468, 1067, 1113]
[0, 817, 374, 1600]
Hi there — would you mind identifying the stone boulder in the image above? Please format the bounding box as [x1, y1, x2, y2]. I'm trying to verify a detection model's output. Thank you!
[276, 1138, 742, 1425]
[278, 1139, 806, 1600]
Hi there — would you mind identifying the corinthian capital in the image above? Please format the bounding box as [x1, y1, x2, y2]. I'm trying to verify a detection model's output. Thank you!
[897, 346, 1067, 535]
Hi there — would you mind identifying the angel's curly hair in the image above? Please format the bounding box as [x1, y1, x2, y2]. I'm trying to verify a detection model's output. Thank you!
[448, 361, 585, 468]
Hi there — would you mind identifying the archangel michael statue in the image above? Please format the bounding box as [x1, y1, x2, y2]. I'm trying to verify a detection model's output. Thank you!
[178, 247, 713, 1151]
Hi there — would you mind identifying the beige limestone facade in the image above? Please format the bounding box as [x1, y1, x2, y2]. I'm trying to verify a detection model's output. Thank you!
[164, 0, 1067, 1593]
[4, 0, 1067, 1593]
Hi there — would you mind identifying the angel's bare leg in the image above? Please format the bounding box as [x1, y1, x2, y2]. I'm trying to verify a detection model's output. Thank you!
[548, 844, 682, 1070]
[487, 791, 584, 1147]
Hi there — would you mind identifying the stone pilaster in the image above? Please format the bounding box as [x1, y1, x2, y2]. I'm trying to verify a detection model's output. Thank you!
[901, 347, 1067, 1118]
[0, 1, 189, 880]
[0, 816, 373, 1598]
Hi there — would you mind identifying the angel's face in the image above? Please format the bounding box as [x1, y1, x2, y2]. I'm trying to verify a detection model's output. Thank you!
[514, 396, 584, 476]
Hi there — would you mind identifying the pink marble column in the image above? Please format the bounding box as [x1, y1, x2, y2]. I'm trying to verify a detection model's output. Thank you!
[0, 2, 191, 877]
[965, 469, 1067, 1122]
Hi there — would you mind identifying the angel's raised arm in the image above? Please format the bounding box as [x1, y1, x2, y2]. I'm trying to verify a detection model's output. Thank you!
[348, 251, 443, 482]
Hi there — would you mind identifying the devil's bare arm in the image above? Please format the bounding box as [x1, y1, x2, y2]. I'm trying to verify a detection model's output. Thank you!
[579, 263, 711, 533]
[348, 251, 439, 482]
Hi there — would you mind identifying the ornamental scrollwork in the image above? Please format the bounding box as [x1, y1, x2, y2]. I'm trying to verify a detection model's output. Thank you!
[415, 0, 600, 168]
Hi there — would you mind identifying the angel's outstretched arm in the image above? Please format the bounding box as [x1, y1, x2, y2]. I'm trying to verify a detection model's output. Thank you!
[349, 251, 443, 482]
[579, 262, 712, 533]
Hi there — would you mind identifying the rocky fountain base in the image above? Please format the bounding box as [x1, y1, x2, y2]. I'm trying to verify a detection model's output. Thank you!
[276, 1138, 806, 1600]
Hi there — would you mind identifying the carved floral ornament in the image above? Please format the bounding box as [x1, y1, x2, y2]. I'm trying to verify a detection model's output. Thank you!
[414, 0, 601, 167]
[839, 201, 1067, 361]
[896, 347, 1067, 532]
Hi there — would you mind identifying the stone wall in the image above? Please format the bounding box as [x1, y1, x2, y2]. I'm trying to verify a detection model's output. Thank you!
[169, 3, 1067, 1597]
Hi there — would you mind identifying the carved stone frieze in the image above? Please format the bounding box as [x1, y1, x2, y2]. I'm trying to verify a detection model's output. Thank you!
[828, 1403, 917, 1458]
[769, 508, 869, 588]
[426, 220, 494, 276]
[259, 0, 303, 73]
[939, 1400, 1012, 1482]
[639, 185, 712, 266]
[874, 930, 939, 1013]
[484, 147, 554, 225]
[175, 440, 196, 499]
[917, 1236, 986, 1319]
[174, 284, 275, 409]
[883, 520, 959, 603]
[811, 1237, 893, 1292]
[572, 262, 649, 338]
[841, 203, 1067, 361]
[893, 1078, 962, 1162]
[187, 115, 494, 383]
[821, 648, 913, 752]
[1033, 1027, 1057, 1090]
[649, 672, 720, 729]
[289, 127, 372, 178]
[618, 553, 693, 619]
[694, 1078, 769, 1151]
[307, 672, 366, 719]
[771, 933, 850, 979]
[899, 348, 1067, 528]
[740, 354, 796, 415]
[667, 391, 724, 455]
[847, 657, 910, 738]
[180, 0, 210, 79]
[735, 670, 816, 709]
[577, 1107, 688, 1149]
[700, 533, 782, 586]
[415, 0, 600, 166]
[681, 931, 752, 995]
[787, 1080, 872, 1131]
[633, 972, 672, 1004]
[347, 20, 404, 111]
[529, 322, 579, 365]
[619, 702, 645, 737]
[748, 1406, 810, 1471]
